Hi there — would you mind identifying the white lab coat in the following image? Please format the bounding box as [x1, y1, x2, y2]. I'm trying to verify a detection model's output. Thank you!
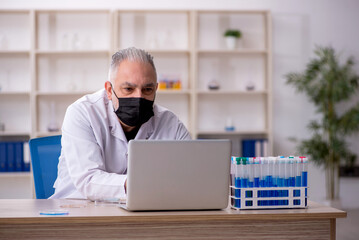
[50, 89, 191, 200]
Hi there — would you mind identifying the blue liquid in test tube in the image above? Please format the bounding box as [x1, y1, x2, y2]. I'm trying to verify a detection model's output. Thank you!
[301, 156, 308, 187]
[259, 157, 266, 188]
[289, 156, 295, 187]
[284, 157, 290, 187]
[241, 157, 248, 188]
[253, 157, 260, 188]
[295, 156, 302, 187]
[265, 157, 272, 189]
[277, 156, 285, 188]
[231, 156, 236, 186]
[261, 157, 268, 188]
[235, 157, 241, 188]
[248, 157, 254, 188]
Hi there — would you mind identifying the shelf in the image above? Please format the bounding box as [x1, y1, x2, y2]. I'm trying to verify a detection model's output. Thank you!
[198, 49, 268, 54]
[157, 89, 191, 95]
[0, 91, 30, 96]
[197, 90, 267, 95]
[148, 49, 190, 54]
[36, 131, 62, 137]
[0, 131, 31, 136]
[197, 130, 269, 136]
[35, 50, 110, 55]
[0, 172, 31, 178]
[0, 50, 30, 54]
[36, 91, 94, 97]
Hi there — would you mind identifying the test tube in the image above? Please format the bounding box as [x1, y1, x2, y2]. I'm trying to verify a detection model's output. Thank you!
[248, 157, 254, 188]
[295, 156, 302, 187]
[253, 157, 260, 188]
[300, 156, 308, 187]
[272, 157, 279, 188]
[284, 157, 290, 187]
[241, 157, 248, 188]
[277, 156, 285, 188]
[230, 156, 236, 186]
[289, 156, 295, 187]
[264, 157, 271, 188]
[268, 157, 276, 187]
[235, 157, 241, 188]
[259, 157, 266, 187]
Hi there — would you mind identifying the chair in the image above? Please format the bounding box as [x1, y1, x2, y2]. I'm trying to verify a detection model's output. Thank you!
[29, 135, 62, 199]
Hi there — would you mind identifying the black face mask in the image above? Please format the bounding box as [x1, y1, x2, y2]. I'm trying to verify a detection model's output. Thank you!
[112, 89, 154, 127]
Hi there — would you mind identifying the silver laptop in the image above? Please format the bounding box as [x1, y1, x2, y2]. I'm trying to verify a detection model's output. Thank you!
[121, 139, 231, 211]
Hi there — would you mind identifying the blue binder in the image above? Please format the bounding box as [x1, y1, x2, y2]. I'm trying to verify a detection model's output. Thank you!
[242, 139, 256, 157]
[0, 142, 7, 172]
[15, 142, 24, 171]
[7, 142, 15, 172]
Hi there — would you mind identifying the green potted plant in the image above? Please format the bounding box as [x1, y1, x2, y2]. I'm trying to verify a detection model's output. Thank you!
[223, 29, 242, 49]
[285, 46, 359, 204]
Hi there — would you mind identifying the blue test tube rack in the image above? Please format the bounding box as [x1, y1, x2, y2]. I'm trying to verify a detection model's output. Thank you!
[230, 156, 308, 210]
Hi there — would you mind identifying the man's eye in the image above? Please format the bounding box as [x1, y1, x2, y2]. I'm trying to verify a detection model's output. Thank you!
[143, 88, 154, 94]
[124, 87, 133, 92]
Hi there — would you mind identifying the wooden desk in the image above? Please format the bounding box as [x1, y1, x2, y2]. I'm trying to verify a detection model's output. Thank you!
[0, 199, 346, 240]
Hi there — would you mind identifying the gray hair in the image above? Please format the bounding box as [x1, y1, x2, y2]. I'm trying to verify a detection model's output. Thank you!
[108, 47, 157, 82]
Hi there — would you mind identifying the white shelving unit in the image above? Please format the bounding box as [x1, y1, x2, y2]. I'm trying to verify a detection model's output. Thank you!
[195, 10, 272, 157]
[0, 11, 33, 197]
[0, 9, 272, 198]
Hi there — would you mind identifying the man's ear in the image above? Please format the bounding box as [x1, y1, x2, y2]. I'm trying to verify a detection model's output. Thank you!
[104, 81, 112, 100]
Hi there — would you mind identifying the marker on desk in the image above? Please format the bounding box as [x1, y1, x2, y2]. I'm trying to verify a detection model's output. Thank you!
[39, 209, 69, 216]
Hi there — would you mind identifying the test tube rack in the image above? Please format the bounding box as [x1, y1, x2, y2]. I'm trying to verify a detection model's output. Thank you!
[230, 186, 308, 210]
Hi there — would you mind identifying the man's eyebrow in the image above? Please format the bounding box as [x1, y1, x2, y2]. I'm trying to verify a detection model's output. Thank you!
[120, 82, 137, 87]
[143, 83, 156, 87]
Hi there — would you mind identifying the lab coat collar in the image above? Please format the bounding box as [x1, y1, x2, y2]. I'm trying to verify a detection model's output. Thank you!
[107, 98, 155, 142]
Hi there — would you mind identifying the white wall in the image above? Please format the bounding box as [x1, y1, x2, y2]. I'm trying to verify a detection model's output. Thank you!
[2, 0, 359, 208]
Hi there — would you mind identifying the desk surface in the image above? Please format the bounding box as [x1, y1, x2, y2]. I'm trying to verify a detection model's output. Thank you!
[0, 199, 346, 224]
